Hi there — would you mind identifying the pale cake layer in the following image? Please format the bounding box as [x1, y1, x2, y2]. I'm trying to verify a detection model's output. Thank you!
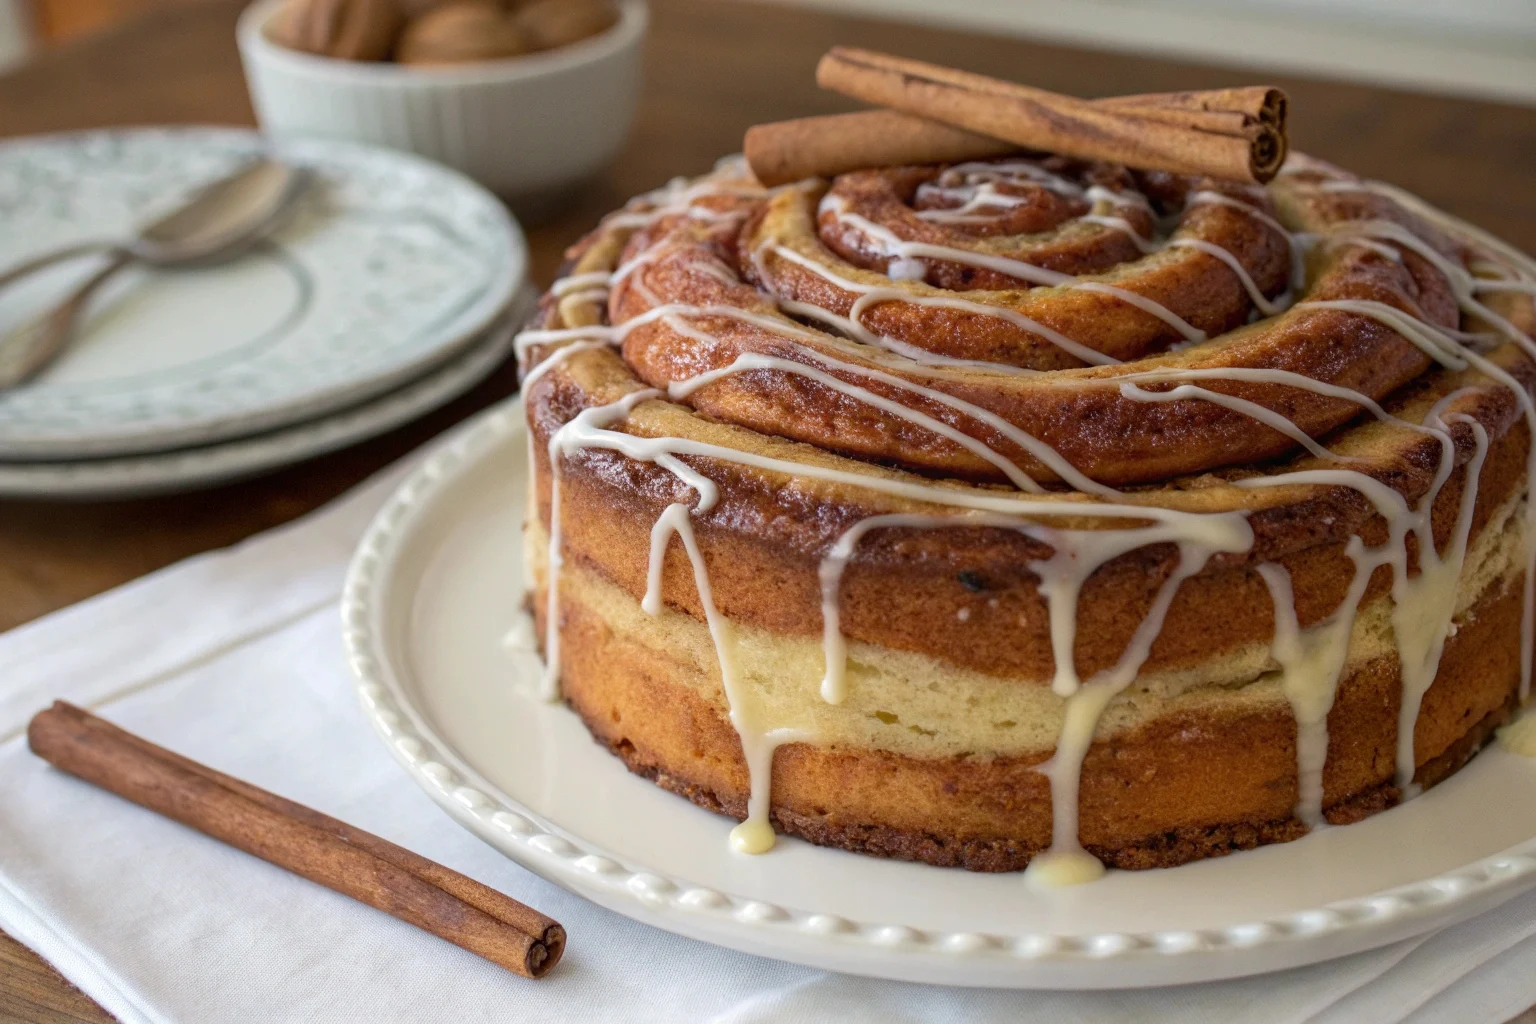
[526, 492, 1524, 761]
[535, 554, 1525, 870]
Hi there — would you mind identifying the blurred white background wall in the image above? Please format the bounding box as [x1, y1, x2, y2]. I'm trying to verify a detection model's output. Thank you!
[762, 0, 1536, 103]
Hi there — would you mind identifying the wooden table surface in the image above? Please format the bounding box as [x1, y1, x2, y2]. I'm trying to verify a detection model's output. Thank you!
[2, 1, 1535, 1020]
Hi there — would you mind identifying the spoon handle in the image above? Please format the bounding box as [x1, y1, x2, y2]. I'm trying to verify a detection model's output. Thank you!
[0, 242, 112, 291]
[0, 249, 132, 390]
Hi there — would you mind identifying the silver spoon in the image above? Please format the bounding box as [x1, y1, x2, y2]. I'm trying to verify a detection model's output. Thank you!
[0, 158, 310, 389]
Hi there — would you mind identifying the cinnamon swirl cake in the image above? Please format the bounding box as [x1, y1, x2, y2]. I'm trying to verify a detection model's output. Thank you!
[517, 153, 1536, 883]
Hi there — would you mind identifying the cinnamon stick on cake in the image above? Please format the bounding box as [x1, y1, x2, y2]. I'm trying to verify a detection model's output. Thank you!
[744, 47, 1287, 186]
[744, 110, 1015, 189]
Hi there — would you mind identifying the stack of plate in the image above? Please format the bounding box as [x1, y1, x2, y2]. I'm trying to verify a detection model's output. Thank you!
[0, 128, 530, 499]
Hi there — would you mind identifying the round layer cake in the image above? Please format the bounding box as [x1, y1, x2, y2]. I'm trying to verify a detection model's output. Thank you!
[517, 153, 1536, 882]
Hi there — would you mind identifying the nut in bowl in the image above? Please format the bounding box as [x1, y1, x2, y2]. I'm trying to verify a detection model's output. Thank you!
[238, 0, 645, 216]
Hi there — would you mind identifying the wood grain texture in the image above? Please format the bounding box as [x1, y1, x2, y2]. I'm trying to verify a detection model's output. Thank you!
[27, 0, 209, 43]
[0, 0, 1533, 1019]
[0, 938, 112, 1024]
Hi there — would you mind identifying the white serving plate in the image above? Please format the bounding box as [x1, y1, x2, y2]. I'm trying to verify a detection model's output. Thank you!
[342, 400, 1536, 989]
[0, 127, 523, 460]
[0, 290, 527, 500]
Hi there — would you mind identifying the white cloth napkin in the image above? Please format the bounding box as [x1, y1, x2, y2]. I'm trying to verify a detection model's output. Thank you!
[3, 414, 1536, 1024]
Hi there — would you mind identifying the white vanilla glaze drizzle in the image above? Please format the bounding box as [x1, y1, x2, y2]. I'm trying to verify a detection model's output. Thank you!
[645, 501, 809, 853]
[521, 160, 1536, 877]
[1394, 414, 1488, 794]
[1120, 381, 1361, 462]
[1026, 526, 1248, 887]
[665, 341, 1114, 497]
[905, 168, 1329, 329]
[1230, 391, 1490, 795]
[539, 359, 1251, 850]
[765, 239, 1118, 367]
[1499, 711, 1536, 756]
[1294, 169, 1536, 701]
[1300, 296, 1536, 710]
[1257, 548, 1365, 827]
[824, 171, 1319, 338]
[914, 164, 1149, 226]
[551, 272, 614, 296]
[820, 193, 1209, 343]
[540, 388, 661, 700]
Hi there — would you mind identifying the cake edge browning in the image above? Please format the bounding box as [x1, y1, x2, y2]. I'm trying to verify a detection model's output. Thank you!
[519, 156, 1536, 875]
[548, 568, 1525, 872]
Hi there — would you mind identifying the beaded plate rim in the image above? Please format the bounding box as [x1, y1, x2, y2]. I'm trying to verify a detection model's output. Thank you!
[341, 398, 1536, 988]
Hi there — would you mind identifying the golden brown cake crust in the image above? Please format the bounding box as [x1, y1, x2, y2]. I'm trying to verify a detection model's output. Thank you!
[529, 362, 1530, 682]
[521, 153, 1536, 873]
[547, 572, 1523, 871]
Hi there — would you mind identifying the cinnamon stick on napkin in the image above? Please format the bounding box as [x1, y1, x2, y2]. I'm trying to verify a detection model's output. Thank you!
[28, 701, 566, 980]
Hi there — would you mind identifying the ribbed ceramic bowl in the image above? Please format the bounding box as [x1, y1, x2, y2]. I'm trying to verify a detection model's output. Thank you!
[236, 0, 646, 212]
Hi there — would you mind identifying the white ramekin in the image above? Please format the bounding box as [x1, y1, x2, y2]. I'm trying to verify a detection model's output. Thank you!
[236, 0, 646, 212]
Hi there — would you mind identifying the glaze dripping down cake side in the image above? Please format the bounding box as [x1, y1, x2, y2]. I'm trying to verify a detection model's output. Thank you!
[516, 153, 1536, 881]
